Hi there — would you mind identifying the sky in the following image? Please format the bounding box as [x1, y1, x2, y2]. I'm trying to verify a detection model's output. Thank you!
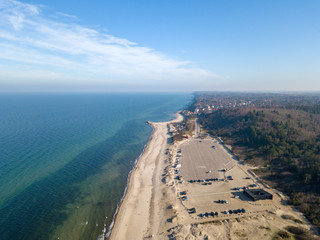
[0, 0, 320, 92]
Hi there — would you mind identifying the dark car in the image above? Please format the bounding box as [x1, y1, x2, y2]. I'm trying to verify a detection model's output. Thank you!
[188, 208, 196, 214]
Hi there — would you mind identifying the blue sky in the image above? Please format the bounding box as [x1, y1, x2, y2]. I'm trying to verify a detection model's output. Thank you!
[0, 0, 319, 92]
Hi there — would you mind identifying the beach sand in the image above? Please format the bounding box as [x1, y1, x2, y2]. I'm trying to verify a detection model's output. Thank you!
[108, 113, 183, 240]
[109, 113, 319, 240]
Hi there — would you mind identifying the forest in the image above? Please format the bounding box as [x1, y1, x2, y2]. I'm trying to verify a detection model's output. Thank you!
[192, 92, 320, 230]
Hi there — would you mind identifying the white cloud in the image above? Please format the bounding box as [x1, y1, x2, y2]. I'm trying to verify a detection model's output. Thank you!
[56, 12, 78, 20]
[0, 0, 215, 91]
[8, 11, 25, 30]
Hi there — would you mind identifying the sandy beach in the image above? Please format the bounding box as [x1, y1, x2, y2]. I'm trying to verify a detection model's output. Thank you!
[108, 113, 183, 240]
[109, 113, 319, 240]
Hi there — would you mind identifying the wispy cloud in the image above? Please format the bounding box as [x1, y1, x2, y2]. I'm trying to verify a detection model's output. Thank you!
[55, 12, 79, 20]
[0, 0, 214, 91]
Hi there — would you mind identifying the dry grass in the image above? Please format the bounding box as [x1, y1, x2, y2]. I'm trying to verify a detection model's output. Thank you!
[234, 230, 247, 237]
[285, 226, 306, 235]
[272, 230, 293, 240]
[285, 226, 318, 240]
[259, 225, 271, 231]
[282, 215, 304, 224]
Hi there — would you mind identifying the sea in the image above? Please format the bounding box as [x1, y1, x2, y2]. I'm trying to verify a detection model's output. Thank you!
[0, 92, 192, 240]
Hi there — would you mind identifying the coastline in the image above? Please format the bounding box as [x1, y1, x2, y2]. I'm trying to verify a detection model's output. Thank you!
[107, 111, 319, 240]
[107, 112, 183, 240]
[104, 133, 152, 239]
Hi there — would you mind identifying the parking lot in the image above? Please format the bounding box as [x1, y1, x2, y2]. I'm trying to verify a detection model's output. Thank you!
[179, 139, 235, 181]
[174, 137, 275, 221]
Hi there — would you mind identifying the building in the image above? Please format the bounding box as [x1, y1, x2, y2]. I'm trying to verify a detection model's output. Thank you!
[244, 188, 273, 201]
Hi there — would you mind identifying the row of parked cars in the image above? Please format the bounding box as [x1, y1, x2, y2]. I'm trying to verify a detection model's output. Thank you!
[190, 208, 246, 217]
[188, 178, 223, 183]
[198, 211, 219, 218]
[222, 208, 246, 214]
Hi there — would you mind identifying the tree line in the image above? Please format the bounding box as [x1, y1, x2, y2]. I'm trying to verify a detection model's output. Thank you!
[198, 107, 320, 228]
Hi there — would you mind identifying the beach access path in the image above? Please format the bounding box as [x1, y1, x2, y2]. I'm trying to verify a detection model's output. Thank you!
[108, 113, 183, 240]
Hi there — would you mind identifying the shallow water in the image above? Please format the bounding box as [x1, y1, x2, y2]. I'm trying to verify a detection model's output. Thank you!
[0, 93, 191, 240]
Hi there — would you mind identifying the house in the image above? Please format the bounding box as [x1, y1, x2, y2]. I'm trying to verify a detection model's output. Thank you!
[244, 188, 273, 201]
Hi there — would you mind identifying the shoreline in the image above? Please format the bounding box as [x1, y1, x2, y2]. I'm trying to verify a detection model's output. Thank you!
[107, 112, 319, 240]
[107, 112, 183, 239]
[105, 132, 153, 239]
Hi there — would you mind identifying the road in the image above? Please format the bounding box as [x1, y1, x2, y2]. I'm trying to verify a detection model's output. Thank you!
[194, 118, 201, 138]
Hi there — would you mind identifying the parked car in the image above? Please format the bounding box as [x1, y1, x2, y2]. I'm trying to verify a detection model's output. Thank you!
[188, 208, 196, 214]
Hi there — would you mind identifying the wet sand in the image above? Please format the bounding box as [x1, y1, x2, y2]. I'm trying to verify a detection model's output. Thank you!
[108, 113, 183, 240]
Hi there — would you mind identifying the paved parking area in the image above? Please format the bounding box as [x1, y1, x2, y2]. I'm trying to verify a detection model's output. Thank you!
[178, 165, 273, 218]
[175, 137, 275, 221]
[179, 138, 235, 181]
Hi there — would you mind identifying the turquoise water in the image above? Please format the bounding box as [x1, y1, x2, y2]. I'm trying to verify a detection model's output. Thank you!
[0, 93, 191, 240]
